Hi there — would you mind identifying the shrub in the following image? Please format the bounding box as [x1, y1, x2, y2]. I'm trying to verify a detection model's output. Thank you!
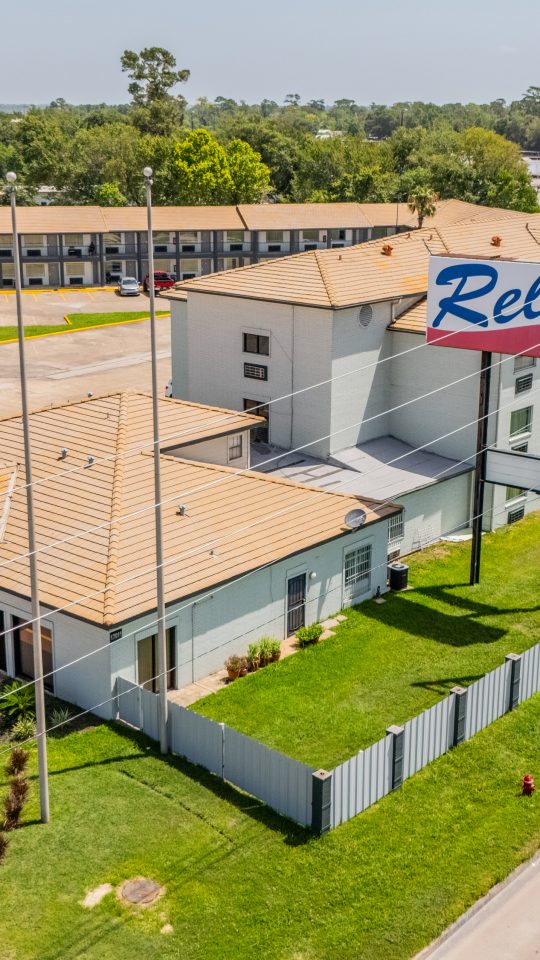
[225, 655, 245, 680]
[296, 623, 324, 647]
[10, 716, 36, 743]
[49, 705, 72, 730]
[0, 832, 9, 864]
[5, 747, 29, 777]
[9, 776, 29, 807]
[0, 681, 35, 722]
[3, 789, 25, 831]
[257, 637, 274, 666]
[247, 643, 260, 672]
[267, 639, 281, 662]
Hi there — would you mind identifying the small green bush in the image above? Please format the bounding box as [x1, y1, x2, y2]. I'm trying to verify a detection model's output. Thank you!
[296, 623, 323, 647]
[0, 681, 35, 722]
[257, 637, 274, 666]
[267, 639, 281, 661]
[49, 706, 72, 730]
[10, 716, 36, 743]
[247, 643, 260, 671]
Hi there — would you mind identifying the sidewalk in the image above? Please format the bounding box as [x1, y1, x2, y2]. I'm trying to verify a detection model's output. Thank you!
[417, 851, 540, 959]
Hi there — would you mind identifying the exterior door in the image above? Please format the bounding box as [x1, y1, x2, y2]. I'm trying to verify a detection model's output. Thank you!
[243, 399, 269, 442]
[287, 574, 306, 635]
[137, 628, 176, 693]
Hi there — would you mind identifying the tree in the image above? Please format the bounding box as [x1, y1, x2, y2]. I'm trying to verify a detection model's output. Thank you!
[407, 186, 438, 227]
[284, 94, 301, 106]
[226, 140, 270, 203]
[121, 47, 190, 135]
[170, 129, 270, 205]
[94, 182, 128, 206]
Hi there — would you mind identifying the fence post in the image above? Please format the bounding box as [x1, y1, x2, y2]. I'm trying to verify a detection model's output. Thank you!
[220, 723, 225, 780]
[506, 654, 522, 711]
[387, 725, 405, 791]
[311, 769, 332, 836]
[451, 686, 468, 747]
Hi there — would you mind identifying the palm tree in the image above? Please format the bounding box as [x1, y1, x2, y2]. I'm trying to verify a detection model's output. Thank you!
[407, 187, 438, 228]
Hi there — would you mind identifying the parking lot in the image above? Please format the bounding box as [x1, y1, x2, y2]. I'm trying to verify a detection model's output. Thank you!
[0, 289, 171, 417]
[0, 287, 150, 326]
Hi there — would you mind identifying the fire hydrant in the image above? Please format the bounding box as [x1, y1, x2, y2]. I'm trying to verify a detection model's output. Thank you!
[522, 774, 536, 796]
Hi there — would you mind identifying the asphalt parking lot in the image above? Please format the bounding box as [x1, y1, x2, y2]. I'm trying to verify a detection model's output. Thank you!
[0, 289, 171, 417]
[0, 287, 151, 326]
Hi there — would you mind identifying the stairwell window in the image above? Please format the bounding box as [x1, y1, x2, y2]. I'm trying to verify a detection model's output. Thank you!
[228, 434, 243, 462]
[388, 512, 404, 546]
[243, 332, 269, 356]
[510, 406, 533, 438]
[343, 544, 372, 601]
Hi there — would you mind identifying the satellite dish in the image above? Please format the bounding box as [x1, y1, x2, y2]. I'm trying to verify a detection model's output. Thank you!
[344, 508, 367, 530]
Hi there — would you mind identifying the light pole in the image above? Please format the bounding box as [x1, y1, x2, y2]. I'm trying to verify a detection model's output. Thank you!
[6, 172, 50, 822]
[143, 167, 168, 753]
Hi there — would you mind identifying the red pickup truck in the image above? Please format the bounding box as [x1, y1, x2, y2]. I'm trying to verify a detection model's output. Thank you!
[143, 271, 176, 293]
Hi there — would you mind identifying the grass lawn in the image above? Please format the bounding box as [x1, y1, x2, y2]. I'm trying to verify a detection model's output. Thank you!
[194, 513, 540, 769]
[2, 701, 540, 959]
[0, 311, 169, 343]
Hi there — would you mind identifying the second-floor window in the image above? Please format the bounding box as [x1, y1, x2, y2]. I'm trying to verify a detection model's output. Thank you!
[510, 406, 533, 437]
[514, 355, 536, 373]
[388, 512, 404, 545]
[243, 332, 269, 356]
[228, 434, 243, 461]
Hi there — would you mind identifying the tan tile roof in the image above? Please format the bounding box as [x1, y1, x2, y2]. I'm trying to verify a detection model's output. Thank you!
[103, 206, 245, 232]
[237, 202, 373, 230]
[390, 297, 427, 333]
[0, 206, 108, 235]
[168, 216, 540, 310]
[359, 203, 417, 228]
[0, 393, 398, 626]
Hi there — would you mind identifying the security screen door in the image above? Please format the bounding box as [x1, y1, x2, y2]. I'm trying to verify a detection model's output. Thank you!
[287, 574, 306, 635]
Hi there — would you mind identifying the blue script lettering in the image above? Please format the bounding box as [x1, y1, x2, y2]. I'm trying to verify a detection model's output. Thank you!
[433, 264, 497, 328]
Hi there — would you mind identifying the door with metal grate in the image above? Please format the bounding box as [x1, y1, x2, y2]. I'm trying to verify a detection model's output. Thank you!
[287, 574, 306, 635]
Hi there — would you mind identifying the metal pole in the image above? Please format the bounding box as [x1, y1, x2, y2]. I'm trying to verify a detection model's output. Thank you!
[469, 350, 492, 586]
[7, 172, 50, 822]
[143, 167, 168, 753]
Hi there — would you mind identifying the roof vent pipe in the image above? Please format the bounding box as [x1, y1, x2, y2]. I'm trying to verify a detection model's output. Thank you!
[491, 235, 502, 247]
[381, 243, 393, 256]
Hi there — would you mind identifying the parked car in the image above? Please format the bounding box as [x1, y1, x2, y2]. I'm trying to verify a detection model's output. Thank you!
[143, 271, 176, 293]
[165, 379, 173, 397]
[117, 276, 141, 297]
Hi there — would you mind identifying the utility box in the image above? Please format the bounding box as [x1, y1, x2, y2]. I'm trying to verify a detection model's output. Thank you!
[389, 562, 409, 591]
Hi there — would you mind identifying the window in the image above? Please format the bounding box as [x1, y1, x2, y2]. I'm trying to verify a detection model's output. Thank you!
[226, 231, 244, 243]
[388, 512, 404, 545]
[153, 232, 172, 245]
[244, 362, 268, 381]
[330, 229, 346, 241]
[23, 235, 44, 246]
[516, 374, 533, 395]
[244, 399, 269, 442]
[510, 406, 533, 437]
[223, 258, 241, 270]
[344, 544, 372, 599]
[180, 259, 200, 277]
[243, 332, 269, 356]
[512, 442, 529, 453]
[137, 627, 176, 692]
[508, 505, 525, 524]
[0, 611, 6, 673]
[2, 263, 14, 286]
[25, 263, 45, 285]
[514, 355, 536, 372]
[12, 616, 53, 689]
[65, 262, 84, 276]
[302, 229, 319, 241]
[228, 434, 243, 461]
[104, 232, 121, 253]
[506, 485, 525, 502]
[0, 233, 12, 256]
[266, 230, 284, 243]
[64, 233, 84, 245]
[179, 231, 198, 243]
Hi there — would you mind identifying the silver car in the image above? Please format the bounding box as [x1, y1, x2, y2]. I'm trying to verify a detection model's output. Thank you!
[118, 276, 140, 297]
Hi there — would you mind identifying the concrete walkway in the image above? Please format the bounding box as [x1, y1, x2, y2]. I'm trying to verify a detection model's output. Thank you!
[418, 851, 540, 959]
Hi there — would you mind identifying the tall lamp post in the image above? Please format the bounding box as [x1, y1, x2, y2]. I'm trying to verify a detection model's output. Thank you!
[143, 167, 168, 753]
[6, 172, 50, 822]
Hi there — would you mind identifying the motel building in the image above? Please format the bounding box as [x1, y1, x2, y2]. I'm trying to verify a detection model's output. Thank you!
[164, 216, 540, 558]
[0, 199, 524, 289]
[0, 393, 399, 717]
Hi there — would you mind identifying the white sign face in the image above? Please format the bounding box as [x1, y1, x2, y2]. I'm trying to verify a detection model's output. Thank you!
[485, 449, 540, 493]
[426, 256, 540, 357]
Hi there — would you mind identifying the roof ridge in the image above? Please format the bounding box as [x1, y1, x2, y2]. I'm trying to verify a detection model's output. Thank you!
[103, 395, 128, 624]
[0, 466, 17, 544]
[314, 250, 338, 307]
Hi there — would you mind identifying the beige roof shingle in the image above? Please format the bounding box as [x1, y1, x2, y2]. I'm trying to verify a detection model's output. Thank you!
[0, 393, 398, 626]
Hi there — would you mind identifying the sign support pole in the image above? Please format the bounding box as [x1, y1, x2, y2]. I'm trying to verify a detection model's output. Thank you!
[470, 350, 492, 586]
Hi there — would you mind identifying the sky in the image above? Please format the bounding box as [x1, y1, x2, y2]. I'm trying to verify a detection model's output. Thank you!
[1, 0, 538, 107]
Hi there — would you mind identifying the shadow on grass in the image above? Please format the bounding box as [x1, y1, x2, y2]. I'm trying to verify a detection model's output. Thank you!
[359, 592, 507, 646]
[49, 721, 311, 848]
[414, 584, 540, 619]
[411, 673, 485, 695]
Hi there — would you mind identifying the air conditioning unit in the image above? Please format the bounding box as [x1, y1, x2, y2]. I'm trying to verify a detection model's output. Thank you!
[181, 244, 196, 252]
[155, 245, 168, 253]
[27, 249, 41, 257]
[105, 246, 120, 254]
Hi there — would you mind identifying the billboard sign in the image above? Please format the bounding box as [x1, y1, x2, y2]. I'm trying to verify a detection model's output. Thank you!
[426, 256, 540, 357]
[485, 448, 540, 494]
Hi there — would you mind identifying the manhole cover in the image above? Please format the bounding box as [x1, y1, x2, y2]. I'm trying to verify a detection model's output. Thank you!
[119, 877, 164, 906]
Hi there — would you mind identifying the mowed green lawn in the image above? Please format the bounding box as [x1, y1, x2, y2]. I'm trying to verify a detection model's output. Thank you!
[0, 311, 169, 342]
[195, 513, 540, 768]
[3, 702, 540, 960]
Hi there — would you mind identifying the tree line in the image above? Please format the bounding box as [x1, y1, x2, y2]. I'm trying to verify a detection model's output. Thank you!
[0, 48, 538, 212]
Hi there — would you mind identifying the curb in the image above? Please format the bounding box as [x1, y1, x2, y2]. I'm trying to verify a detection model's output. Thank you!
[415, 849, 540, 958]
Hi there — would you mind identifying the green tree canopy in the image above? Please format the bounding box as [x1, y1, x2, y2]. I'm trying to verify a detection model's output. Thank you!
[121, 47, 190, 136]
[171, 129, 270, 205]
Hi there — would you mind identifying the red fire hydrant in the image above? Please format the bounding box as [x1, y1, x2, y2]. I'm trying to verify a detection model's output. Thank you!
[522, 774, 536, 796]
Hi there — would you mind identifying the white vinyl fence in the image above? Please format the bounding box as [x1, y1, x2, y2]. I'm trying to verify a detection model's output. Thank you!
[116, 677, 314, 828]
[116, 642, 540, 834]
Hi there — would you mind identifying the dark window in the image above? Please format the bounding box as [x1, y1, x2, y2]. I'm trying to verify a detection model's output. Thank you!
[244, 362, 268, 381]
[12, 615, 53, 690]
[508, 505, 525, 524]
[516, 374, 533, 395]
[0, 611, 6, 673]
[2, 278, 14, 287]
[105, 245, 120, 254]
[268, 244, 281, 252]
[304, 243, 317, 251]
[244, 398, 269, 442]
[26, 249, 41, 257]
[154, 245, 168, 253]
[181, 244, 196, 252]
[229, 243, 243, 251]
[512, 442, 529, 453]
[243, 333, 269, 356]
[137, 627, 176, 692]
[28, 278, 43, 286]
[69, 277, 83, 286]
[0, 248, 12, 257]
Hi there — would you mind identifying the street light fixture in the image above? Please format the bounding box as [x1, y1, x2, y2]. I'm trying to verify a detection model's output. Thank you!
[143, 166, 169, 754]
[6, 172, 50, 822]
